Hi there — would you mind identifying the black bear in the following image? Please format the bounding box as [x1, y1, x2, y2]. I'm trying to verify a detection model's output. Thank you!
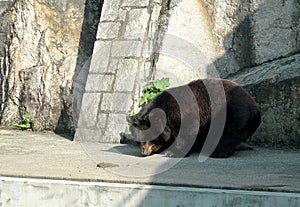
[128, 78, 261, 158]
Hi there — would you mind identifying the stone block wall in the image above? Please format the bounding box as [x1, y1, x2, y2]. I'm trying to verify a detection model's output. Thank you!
[75, 0, 167, 142]
[75, 0, 300, 148]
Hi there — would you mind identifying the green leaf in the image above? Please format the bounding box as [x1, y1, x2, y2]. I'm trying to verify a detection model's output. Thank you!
[284, 53, 293, 58]
[139, 92, 157, 106]
[11, 114, 32, 130]
[139, 96, 148, 106]
[22, 114, 31, 124]
[147, 92, 157, 100]
[142, 83, 153, 92]
[154, 77, 170, 91]
[139, 77, 170, 107]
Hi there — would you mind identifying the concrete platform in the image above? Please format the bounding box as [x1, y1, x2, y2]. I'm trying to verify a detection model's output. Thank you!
[0, 128, 299, 206]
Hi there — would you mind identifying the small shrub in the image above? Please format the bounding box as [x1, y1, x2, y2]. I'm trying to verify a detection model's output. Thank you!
[12, 114, 32, 130]
[130, 77, 170, 117]
[139, 77, 170, 107]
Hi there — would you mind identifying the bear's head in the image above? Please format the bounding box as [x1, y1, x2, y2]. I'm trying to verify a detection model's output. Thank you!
[127, 107, 171, 156]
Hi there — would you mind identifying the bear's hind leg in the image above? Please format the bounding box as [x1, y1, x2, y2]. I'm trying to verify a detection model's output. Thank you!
[210, 141, 236, 158]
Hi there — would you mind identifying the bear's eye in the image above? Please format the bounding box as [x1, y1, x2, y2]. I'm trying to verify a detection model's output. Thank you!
[138, 120, 150, 129]
[132, 116, 141, 127]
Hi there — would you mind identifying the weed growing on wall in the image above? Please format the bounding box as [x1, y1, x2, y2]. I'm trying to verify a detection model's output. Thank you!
[12, 114, 32, 130]
[139, 77, 170, 107]
[130, 77, 170, 116]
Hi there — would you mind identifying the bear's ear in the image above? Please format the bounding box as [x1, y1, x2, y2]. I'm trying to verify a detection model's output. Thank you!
[130, 114, 150, 129]
[161, 123, 171, 141]
[127, 115, 144, 126]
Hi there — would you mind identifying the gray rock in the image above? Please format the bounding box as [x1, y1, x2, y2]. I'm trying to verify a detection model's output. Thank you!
[0, 0, 13, 16]
[230, 54, 300, 149]
[0, 0, 102, 134]
[202, 0, 300, 77]
[0, 0, 85, 132]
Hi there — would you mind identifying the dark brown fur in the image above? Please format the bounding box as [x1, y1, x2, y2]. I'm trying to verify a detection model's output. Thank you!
[128, 78, 261, 158]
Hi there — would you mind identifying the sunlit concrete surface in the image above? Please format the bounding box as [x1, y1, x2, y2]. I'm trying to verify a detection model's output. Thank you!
[0, 128, 299, 206]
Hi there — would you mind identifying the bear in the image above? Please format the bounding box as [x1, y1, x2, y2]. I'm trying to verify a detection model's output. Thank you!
[128, 78, 261, 158]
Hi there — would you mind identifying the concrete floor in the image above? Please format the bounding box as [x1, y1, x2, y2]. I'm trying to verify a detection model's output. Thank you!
[0, 127, 299, 193]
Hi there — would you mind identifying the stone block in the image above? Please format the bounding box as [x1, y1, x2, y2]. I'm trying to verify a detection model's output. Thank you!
[89, 41, 112, 73]
[97, 22, 121, 40]
[111, 40, 142, 57]
[157, 0, 219, 78]
[124, 8, 150, 38]
[105, 113, 129, 143]
[114, 59, 139, 92]
[85, 74, 115, 92]
[142, 40, 153, 58]
[137, 60, 152, 81]
[252, 0, 298, 65]
[121, 0, 149, 7]
[75, 128, 103, 142]
[155, 53, 209, 88]
[148, 3, 162, 36]
[107, 58, 119, 74]
[118, 7, 128, 21]
[77, 93, 102, 128]
[101, 93, 133, 113]
[97, 113, 108, 129]
[150, 3, 162, 22]
[153, 0, 163, 4]
[0, 57, 3, 69]
[100, 0, 122, 21]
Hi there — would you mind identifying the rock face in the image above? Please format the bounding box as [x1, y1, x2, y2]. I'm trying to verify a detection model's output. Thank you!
[0, 0, 85, 132]
[230, 55, 300, 149]
[0, 0, 13, 15]
[204, 0, 300, 77]
[0, 0, 102, 133]
[158, 0, 300, 78]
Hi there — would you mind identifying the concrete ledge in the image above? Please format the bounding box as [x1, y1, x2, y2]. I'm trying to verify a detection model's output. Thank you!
[0, 127, 299, 206]
[1, 176, 299, 207]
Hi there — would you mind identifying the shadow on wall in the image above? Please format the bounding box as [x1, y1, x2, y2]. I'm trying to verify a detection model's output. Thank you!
[116, 1, 283, 206]
[212, 0, 255, 78]
[54, 0, 104, 137]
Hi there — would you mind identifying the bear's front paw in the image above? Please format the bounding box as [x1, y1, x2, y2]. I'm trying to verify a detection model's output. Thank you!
[163, 150, 188, 158]
[164, 150, 175, 157]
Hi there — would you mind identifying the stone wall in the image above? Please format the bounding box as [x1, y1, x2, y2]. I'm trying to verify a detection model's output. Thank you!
[75, 0, 167, 142]
[75, 0, 300, 148]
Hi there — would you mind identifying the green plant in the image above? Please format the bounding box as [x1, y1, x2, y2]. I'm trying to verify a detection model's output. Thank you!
[129, 77, 170, 117]
[284, 53, 293, 58]
[139, 77, 170, 107]
[12, 114, 32, 130]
